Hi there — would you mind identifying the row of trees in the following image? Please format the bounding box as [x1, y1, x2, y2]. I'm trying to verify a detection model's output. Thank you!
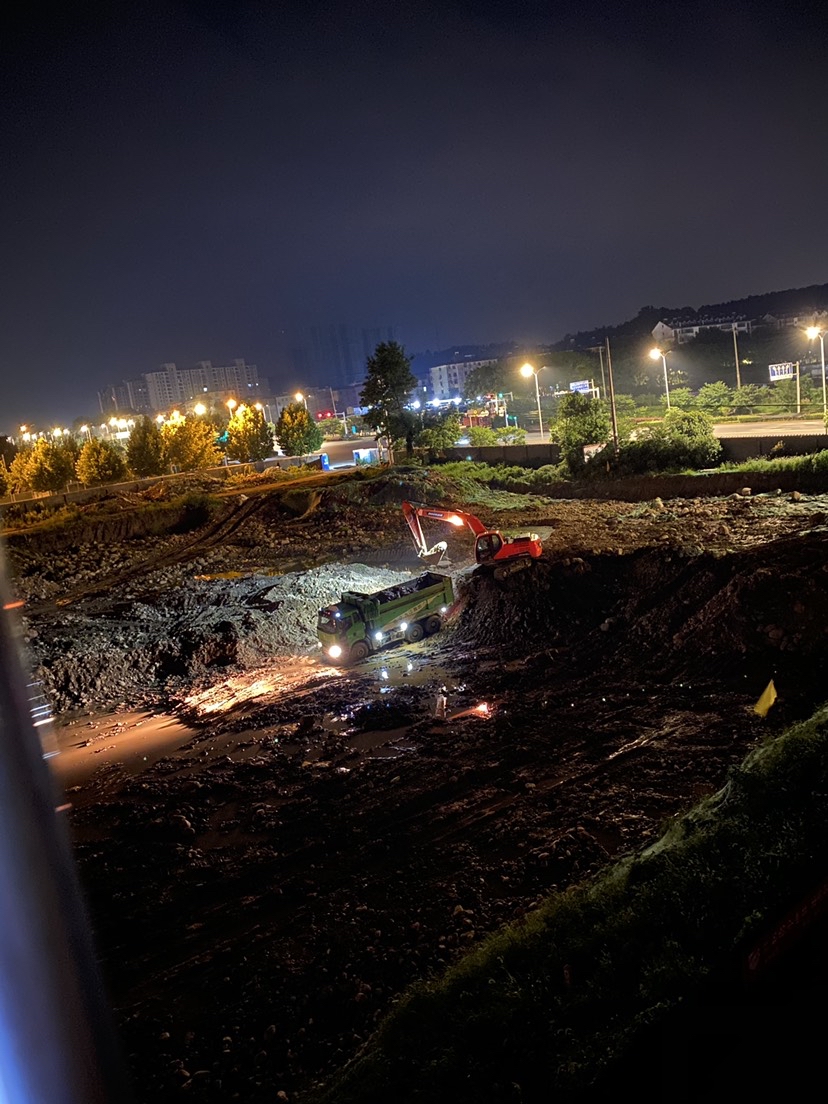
[547, 392, 722, 475]
[1, 402, 326, 496]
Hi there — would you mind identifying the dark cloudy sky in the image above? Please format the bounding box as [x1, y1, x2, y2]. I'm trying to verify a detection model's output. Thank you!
[2, 0, 826, 431]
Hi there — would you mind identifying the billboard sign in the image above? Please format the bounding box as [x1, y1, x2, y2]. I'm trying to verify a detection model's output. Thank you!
[769, 362, 795, 381]
[569, 380, 591, 393]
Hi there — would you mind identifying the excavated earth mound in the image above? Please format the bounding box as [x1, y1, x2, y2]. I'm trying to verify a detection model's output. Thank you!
[30, 563, 414, 713]
[456, 530, 828, 689]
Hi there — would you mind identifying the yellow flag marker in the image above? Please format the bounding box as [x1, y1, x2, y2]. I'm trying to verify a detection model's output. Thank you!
[754, 679, 777, 717]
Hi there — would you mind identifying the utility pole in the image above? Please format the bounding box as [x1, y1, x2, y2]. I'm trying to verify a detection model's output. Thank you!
[597, 345, 607, 397]
[796, 360, 801, 415]
[606, 337, 619, 455]
[732, 326, 741, 390]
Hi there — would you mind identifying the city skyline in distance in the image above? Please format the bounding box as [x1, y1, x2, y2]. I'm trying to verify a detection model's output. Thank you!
[2, 1, 826, 431]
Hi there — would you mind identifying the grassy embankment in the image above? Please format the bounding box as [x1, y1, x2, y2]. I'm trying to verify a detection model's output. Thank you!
[307, 704, 828, 1104]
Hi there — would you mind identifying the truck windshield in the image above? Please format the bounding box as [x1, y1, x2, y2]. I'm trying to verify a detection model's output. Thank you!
[317, 609, 338, 632]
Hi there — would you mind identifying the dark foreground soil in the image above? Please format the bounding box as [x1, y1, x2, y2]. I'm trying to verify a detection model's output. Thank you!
[10, 477, 828, 1103]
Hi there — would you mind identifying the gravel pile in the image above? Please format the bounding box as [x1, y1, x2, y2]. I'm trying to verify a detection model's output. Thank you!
[27, 562, 414, 714]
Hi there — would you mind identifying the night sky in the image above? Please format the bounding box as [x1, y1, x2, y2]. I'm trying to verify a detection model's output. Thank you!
[2, 0, 826, 432]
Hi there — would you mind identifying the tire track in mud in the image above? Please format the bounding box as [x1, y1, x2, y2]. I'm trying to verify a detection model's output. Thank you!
[99, 707, 712, 1014]
[28, 496, 270, 614]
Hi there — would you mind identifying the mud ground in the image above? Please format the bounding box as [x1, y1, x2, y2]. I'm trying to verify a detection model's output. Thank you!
[8, 474, 828, 1102]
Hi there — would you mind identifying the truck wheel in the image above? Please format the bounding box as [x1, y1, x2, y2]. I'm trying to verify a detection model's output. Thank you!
[424, 615, 442, 635]
[350, 640, 370, 662]
[405, 622, 425, 643]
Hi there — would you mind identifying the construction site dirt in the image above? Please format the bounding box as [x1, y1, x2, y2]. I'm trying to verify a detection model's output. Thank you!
[7, 470, 828, 1103]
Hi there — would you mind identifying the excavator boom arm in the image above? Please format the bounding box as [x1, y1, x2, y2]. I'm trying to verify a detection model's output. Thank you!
[402, 500, 488, 538]
[401, 501, 449, 560]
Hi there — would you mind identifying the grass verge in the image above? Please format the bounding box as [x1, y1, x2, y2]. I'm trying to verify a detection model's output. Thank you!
[306, 705, 828, 1103]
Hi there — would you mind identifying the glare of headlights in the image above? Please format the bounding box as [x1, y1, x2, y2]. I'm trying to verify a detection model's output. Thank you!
[328, 645, 342, 659]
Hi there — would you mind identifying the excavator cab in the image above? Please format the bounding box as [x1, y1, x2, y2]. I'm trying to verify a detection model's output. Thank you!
[474, 532, 503, 563]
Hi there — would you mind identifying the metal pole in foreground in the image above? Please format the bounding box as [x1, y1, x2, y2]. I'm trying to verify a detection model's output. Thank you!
[0, 543, 130, 1104]
[534, 372, 544, 441]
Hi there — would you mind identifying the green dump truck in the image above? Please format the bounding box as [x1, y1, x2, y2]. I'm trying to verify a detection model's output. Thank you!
[317, 571, 454, 664]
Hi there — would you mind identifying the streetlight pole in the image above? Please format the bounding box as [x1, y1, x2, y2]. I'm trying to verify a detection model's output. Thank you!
[806, 326, 826, 420]
[520, 363, 546, 440]
[649, 347, 671, 410]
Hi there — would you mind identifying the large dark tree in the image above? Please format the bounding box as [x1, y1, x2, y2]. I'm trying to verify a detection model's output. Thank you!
[360, 341, 418, 441]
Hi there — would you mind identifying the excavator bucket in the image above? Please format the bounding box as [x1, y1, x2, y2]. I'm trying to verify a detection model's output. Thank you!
[419, 540, 448, 565]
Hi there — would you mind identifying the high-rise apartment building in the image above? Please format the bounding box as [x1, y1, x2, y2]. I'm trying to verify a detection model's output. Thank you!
[100, 359, 264, 414]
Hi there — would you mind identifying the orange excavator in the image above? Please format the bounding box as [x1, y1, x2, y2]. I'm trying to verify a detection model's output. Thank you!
[402, 500, 542, 580]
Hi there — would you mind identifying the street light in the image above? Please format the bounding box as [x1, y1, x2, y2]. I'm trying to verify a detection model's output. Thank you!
[193, 403, 206, 416]
[295, 392, 307, 408]
[520, 363, 547, 440]
[80, 424, 91, 441]
[649, 347, 671, 410]
[226, 398, 237, 413]
[806, 326, 827, 418]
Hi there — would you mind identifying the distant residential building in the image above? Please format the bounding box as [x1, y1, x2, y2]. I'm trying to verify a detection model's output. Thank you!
[651, 317, 753, 345]
[97, 377, 150, 414]
[430, 358, 496, 400]
[99, 358, 264, 414]
[305, 323, 396, 388]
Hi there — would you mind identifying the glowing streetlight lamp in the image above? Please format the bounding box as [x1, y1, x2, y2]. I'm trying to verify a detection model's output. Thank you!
[226, 398, 237, 413]
[806, 326, 827, 418]
[155, 414, 165, 425]
[295, 392, 307, 408]
[80, 424, 91, 441]
[193, 403, 206, 416]
[519, 363, 546, 440]
[19, 425, 27, 434]
[649, 347, 671, 410]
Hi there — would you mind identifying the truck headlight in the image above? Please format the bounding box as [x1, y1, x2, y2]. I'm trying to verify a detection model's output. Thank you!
[374, 631, 383, 641]
[400, 622, 408, 631]
[328, 645, 342, 659]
